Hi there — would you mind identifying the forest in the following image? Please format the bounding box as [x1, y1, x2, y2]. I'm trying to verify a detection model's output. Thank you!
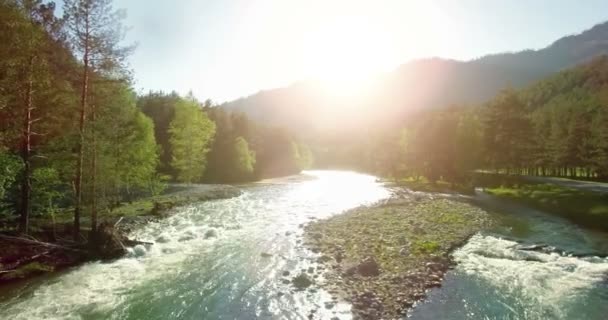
[0, 0, 311, 238]
[1, 0, 607, 240]
[313, 56, 608, 186]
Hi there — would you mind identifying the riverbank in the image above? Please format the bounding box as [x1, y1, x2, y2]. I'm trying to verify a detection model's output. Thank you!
[384, 177, 475, 195]
[0, 184, 241, 284]
[389, 174, 608, 232]
[304, 189, 492, 319]
[486, 183, 608, 231]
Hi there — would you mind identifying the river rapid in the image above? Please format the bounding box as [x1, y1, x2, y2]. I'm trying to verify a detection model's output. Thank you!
[1, 171, 607, 319]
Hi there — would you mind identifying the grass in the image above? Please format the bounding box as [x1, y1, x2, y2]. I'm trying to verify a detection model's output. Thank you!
[411, 240, 440, 254]
[486, 183, 608, 230]
[387, 177, 475, 195]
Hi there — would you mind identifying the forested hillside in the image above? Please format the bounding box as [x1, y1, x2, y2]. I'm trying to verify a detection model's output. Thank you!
[222, 21, 608, 135]
[358, 56, 608, 182]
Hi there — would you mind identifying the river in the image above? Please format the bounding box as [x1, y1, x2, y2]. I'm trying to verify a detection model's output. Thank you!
[0, 170, 607, 319]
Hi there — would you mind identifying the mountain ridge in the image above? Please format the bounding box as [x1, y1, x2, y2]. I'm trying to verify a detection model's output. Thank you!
[221, 21, 608, 133]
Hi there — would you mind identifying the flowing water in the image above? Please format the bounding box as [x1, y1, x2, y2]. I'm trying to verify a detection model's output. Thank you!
[409, 192, 608, 319]
[1, 170, 608, 319]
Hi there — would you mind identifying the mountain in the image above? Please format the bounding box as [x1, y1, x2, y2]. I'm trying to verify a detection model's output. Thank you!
[221, 21, 608, 135]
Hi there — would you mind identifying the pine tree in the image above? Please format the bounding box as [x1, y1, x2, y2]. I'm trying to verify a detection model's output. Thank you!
[63, 0, 131, 237]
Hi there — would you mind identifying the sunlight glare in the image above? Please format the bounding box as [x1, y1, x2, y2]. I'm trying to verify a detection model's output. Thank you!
[304, 16, 395, 95]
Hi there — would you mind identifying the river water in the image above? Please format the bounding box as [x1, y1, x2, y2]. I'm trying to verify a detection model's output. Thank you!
[1, 170, 607, 319]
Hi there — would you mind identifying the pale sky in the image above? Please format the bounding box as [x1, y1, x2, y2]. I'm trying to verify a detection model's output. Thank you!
[105, 0, 608, 102]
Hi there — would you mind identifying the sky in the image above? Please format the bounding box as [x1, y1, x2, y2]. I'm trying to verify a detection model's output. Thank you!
[101, 0, 608, 102]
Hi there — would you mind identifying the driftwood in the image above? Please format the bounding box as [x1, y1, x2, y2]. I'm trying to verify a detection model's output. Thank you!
[123, 239, 153, 246]
[113, 216, 124, 228]
[0, 234, 86, 253]
[1, 250, 52, 272]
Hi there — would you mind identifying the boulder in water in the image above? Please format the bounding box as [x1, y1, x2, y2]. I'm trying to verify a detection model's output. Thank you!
[133, 244, 147, 257]
[155, 234, 171, 243]
[178, 230, 196, 242]
[204, 228, 218, 239]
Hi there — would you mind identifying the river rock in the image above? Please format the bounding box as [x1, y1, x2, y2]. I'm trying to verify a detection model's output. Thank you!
[292, 273, 313, 290]
[155, 234, 171, 243]
[317, 255, 332, 263]
[178, 234, 196, 242]
[357, 256, 380, 277]
[133, 244, 147, 257]
[425, 262, 443, 271]
[204, 228, 218, 239]
[334, 250, 344, 263]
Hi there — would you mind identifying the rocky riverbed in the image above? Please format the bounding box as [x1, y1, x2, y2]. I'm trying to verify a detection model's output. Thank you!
[304, 191, 492, 319]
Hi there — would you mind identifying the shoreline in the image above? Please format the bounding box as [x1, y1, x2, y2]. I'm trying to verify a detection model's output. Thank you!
[0, 184, 242, 286]
[303, 188, 492, 319]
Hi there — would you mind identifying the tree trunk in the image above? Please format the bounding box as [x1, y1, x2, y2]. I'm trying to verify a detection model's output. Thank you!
[91, 102, 97, 234]
[19, 56, 34, 235]
[74, 20, 90, 241]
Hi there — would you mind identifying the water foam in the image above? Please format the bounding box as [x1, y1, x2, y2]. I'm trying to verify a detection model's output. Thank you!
[0, 171, 390, 320]
[453, 234, 608, 318]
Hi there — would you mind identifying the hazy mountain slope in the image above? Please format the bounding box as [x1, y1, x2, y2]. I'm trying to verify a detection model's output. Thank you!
[221, 21, 608, 133]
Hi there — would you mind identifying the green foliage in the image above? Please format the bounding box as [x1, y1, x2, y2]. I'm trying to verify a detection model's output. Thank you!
[395, 107, 481, 184]
[201, 106, 258, 182]
[482, 88, 534, 171]
[392, 57, 608, 185]
[169, 96, 216, 183]
[253, 127, 308, 178]
[138, 91, 181, 175]
[0, 152, 22, 201]
[294, 142, 313, 170]
[233, 136, 255, 176]
[30, 167, 62, 217]
[147, 173, 169, 197]
[86, 83, 161, 207]
[412, 240, 440, 254]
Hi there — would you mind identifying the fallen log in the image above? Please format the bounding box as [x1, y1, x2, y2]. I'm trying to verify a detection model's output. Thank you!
[123, 239, 153, 246]
[0, 234, 86, 253]
[1, 250, 51, 272]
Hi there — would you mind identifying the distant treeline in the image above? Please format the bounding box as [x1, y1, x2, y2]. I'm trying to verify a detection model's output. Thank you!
[0, 0, 311, 236]
[320, 56, 608, 183]
[138, 91, 313, 183]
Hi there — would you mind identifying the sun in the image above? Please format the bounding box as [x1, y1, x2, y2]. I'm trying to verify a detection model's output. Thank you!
[303, 16, 395, 95]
